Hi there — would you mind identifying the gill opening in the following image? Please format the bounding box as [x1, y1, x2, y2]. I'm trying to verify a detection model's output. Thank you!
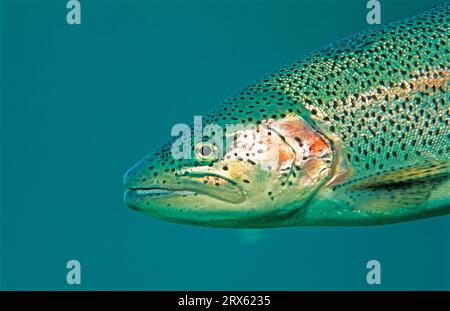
[267, 125, 298, 183]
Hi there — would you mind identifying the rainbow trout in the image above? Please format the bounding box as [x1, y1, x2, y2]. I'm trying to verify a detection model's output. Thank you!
[124, 2, 450, 227]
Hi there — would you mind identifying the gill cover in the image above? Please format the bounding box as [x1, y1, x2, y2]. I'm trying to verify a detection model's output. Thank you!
[262, 114, 334, 213]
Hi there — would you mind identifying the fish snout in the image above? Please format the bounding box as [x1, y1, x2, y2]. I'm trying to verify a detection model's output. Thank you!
[123, 158, 152, 190]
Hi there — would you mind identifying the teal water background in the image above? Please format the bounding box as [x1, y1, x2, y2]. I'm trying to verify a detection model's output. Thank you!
[0, 0, 448, 290]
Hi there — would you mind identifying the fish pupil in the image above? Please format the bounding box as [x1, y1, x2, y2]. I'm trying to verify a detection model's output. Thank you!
[200, 145, 212, 157]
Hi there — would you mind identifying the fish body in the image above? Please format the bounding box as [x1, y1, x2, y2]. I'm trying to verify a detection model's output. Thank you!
[124, 2, 450, 227]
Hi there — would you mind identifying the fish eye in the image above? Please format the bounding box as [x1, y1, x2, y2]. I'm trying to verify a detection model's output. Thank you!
[195, 142, 217, 161]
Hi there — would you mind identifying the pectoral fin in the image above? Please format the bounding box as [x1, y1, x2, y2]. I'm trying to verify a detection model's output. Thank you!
[335, 160, 450, 211]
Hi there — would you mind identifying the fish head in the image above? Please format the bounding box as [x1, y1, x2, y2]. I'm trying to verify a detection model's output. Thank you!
[124, 111, 334, 227]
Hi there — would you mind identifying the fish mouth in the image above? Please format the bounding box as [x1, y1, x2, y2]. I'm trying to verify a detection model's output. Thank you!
[125, 187, 196, 200]
[124, 173, 247, 209]
[124, 187, 197, 210]
[127, 187, 196, 196]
